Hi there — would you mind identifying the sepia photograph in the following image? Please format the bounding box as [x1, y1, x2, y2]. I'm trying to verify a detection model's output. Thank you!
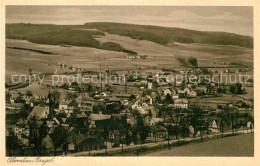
[4, 5, 255, 159]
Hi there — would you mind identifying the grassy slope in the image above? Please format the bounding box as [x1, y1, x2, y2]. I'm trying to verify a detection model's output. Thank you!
[84, 22, 253, 48]
[145, 133, 254, 156]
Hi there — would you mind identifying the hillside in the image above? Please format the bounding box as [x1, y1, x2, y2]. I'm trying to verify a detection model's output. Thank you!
[83, 22, 253, 48]
[6, 23, 137, 54]
[6, 23, 253, 50]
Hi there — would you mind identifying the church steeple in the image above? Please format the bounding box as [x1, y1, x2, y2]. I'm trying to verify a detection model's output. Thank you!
[48, 90, 53, 119]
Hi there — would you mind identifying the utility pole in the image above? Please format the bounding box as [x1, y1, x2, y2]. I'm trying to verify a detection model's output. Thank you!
[100, 64, 102, 93]
[88, 139, 91, 156]
[218, 74, 220, 88]
[167, 124, 170, 150]
[125, 76, 127, 94]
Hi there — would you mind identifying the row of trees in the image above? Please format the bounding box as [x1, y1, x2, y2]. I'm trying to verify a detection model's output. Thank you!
[159, 105, 253, 143]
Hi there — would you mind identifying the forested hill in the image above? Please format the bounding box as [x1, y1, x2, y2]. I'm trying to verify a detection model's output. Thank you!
[84, 22, 253, 48]
[6, 23, 253, 49]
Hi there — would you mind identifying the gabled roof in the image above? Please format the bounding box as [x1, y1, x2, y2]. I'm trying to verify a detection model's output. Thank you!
[89, 112, 111, 121]
[109, 96, 120, 102]
[76, 112, 87, 118]
[60, 100, 72, 105]
[164, 89, 171, 92]
[67, 131, 86, 144]
[150, 125, 167, 132]
[10, 93, 20, 100]
[27, 106, 48, 119]
[116, 93, 132, 98]
[178, 90, 185, 94]
[175, 99, 188, 104]
[145, 117, 163, 123]
[16, 119, 29, 128]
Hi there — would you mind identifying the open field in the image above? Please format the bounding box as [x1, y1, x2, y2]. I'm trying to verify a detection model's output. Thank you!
[144, 133, 254, 156]
[95, 32, 253, 68]
[5, 39, 131, 82]
[6, 35, 253, 83]
[6, 23, 253, 84]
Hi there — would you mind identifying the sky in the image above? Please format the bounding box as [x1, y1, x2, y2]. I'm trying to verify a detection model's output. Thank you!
[6, 6, 253, 36]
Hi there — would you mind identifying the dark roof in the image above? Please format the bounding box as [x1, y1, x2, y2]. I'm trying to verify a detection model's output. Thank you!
[89, 113, 111, 121]
[150, 125, 167, 132]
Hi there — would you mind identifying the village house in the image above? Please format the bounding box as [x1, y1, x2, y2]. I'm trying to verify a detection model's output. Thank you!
[145, 117, 163, 126]
[178, 90, 186, 98]
[209, 120, 220, 133]
[108, 96, 121, 104]
[247, 121, 254, 129]
[46, 118, 60, 133]
[10, 93, 20, 103]
[80, 101, 94, 112]
[131, 101, 146, 114]
[187, 90, 197, 97]
[59, 100, 72, 111]
[115, 93, 132, 100]
[173, 99, 189, 109]
[6, 103, 24, 111]
[172, 94, 179, 100]
[163, 89, 172, 96]
[14, 119, 30, 146]
[145, 95, 153, 105]
[184, 88, 191, 94]
[27, 105, 49, 119]
[147, 125, 167, 139]
[147, 82, 153, 89]
[88, 112, 111, 128]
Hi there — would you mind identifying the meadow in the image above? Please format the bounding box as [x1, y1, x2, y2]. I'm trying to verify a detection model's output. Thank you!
[5, 23, 253, 84]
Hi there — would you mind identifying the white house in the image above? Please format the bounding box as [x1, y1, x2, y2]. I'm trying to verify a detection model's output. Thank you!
[209, 120, 220, 133]
[146, 95, 153, 105]
[145, 117, 163, 126]
[132, 101, 146, 114]
[163, 89, 172, 96]
[172, 94, 179, 100]
[247, 121, 253, 128]
[100, 92, 107, 97]
[184, 88, 191, 94]
[59, 100, 71, 111]
[174, 99, 188, 109]
[187, 91, 197, 97]
[148, 82, 153, 89]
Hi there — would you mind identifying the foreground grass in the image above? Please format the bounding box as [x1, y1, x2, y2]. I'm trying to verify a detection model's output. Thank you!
[144, 133, 254, 157]
[92, 133, 253, 157]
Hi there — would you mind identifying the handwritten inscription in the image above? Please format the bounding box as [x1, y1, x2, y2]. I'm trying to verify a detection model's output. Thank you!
[7, 157, 55, 165]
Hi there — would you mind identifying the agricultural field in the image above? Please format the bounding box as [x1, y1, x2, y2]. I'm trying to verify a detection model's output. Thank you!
[189, 94, 242, 108]
[6, 23, 253, 85]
